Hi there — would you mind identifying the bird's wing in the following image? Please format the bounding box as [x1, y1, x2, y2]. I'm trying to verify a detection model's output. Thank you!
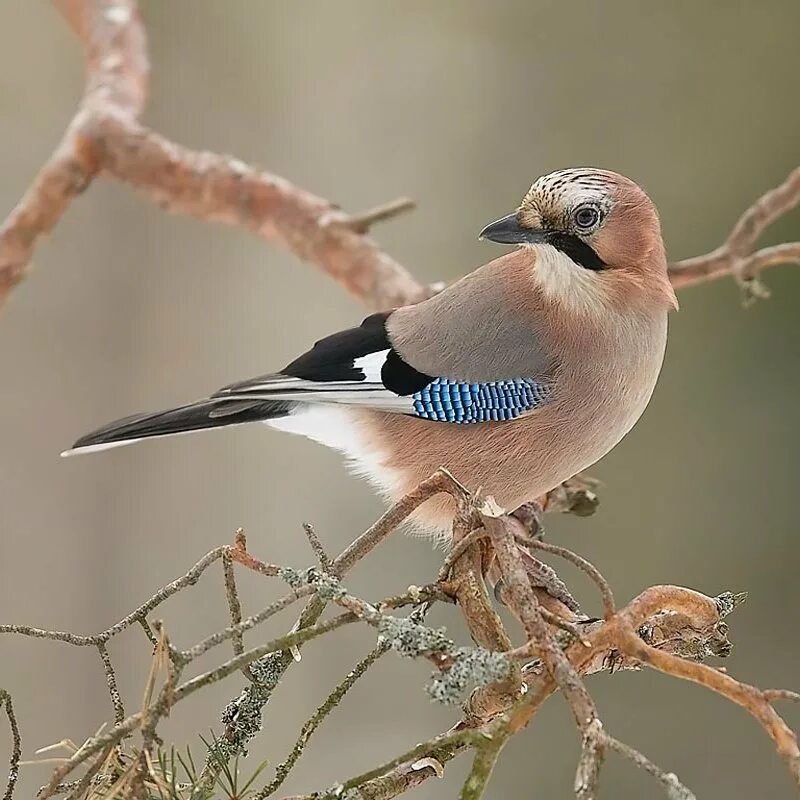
[211, 310, 555, 424]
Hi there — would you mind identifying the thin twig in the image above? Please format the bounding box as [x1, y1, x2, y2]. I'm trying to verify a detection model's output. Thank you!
[0, 690, 21, 800]
[765, 690, 800, 704]
[603, 730, 696, 800]
[337, 729, 483, 794]
[617, 629, 800, 784]
[137, 618, 158, 648]
[180, 586, 317, 664]
[258, 643, 390, 798]
[334, 468, 468, 577]
[221, 551, 253, 682]
[63, 744, 114, 800]
[437, 528, 488, 582]
[96, 644, 125, 725]
[340, 198, 417, 234]
[458, 732, 505, 800]
[300, 523, 331, 572]
[0, 545, 235, 647]
[537, 608, 591, 647]
[668, 166, 800, 292]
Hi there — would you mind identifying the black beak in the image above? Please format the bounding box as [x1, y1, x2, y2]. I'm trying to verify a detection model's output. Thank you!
[478, 213, 547, 245]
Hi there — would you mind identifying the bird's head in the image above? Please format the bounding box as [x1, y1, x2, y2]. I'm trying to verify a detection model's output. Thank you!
[480, 168, 677, 312]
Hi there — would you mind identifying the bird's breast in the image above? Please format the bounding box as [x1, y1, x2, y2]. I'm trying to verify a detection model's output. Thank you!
[547, 308, 669, 468]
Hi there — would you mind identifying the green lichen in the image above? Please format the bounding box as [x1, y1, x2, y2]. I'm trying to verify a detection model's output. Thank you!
[377, 616, 452, 659]
[279, 566, 347, 600]
[426, 647, 512, 705]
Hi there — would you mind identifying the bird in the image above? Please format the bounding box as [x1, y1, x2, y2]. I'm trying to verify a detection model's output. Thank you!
[63, 167, 677, 537]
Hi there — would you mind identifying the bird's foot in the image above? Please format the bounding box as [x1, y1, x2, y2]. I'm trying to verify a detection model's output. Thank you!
[492, 557, 581, 615]
[505, 499, 591, 615]
[492, 511, 581, 616]
[511, 500, 546, 539]
[515, 545, 581, 614]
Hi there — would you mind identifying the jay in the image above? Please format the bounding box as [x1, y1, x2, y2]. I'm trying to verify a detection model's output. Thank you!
[64, 168, 677, 538]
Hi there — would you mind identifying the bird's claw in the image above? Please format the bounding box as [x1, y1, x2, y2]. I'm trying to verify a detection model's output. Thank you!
[493, 545, 581, 615]
[511, 501, 546, 540]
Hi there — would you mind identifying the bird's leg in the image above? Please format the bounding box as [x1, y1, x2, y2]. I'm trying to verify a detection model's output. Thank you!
[491, 499, 582, 615]
[511, 500, 546, 540]
[514, 545, 581, 615]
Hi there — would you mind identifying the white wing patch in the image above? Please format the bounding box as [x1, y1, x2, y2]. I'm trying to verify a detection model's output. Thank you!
[352, 349, 390, 382]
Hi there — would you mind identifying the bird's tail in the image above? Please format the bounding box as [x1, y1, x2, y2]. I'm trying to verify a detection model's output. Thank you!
[61, 398, 293, 456]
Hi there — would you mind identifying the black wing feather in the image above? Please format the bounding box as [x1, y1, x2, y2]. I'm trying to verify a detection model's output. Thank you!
[70, 399, 292, 450]
[218, 311, 433, 397]
[283, 311, 391, 382]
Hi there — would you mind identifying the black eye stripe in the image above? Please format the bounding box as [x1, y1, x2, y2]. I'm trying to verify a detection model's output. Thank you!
[544, 232, 606, 271]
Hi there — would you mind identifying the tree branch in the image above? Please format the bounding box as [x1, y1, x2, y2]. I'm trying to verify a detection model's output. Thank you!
[0, 691, 21, 800]
[1, 1, 798, 314]
[1, 484, 793, 800]
[0, 0, 147, 304]
[668, 166, 800, 295]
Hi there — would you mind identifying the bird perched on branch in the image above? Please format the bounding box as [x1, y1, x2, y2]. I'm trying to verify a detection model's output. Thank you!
[64, 168, 677, 536]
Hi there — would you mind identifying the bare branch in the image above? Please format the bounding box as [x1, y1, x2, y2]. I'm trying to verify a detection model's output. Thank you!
[765, 690, 800, 704]
[93, 117, 428, 309]
[0, 0, 147, 305]
[459, 733, 505, 800]
[1, 545, 234, 647]
[334, 468, 468, 575]
[300, 523, 332, 572]
[483, 510, 597, 732]
[575, 719, 696, 800]
[3, 2, 798, 316]
[96, 644, 124, 724]
[221, 549, 254, 684]
[0, 690, 21, 800]
[669, 166, 800, 292]
[524, 538, 616, 619]
[334, 728, 483, 797]
[339, 197, 417, 234]
[616, 629, 800, 784]
[258, 639, 397, 800]
[3, 490, 791, 800]
[602, 730, 695, 800]
[0, 0, 425, 312]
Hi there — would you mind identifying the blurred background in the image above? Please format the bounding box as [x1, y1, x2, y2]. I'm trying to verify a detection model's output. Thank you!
[1, 2, 799, 798]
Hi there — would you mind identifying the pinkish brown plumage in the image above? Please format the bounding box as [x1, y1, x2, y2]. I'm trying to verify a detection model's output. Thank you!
[65, 168, 675, 539]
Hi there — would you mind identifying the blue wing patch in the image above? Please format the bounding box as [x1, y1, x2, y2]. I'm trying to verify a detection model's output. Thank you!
[411, 378, 552, 423]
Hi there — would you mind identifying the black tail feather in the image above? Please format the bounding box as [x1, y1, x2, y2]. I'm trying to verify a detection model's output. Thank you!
[65, 398, 293, 454]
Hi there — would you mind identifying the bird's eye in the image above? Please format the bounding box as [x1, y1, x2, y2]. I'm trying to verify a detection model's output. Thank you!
[573, 205, 600, 231]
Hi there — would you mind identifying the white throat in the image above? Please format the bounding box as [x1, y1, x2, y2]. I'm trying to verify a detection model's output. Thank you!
[530, 243, 608, 316]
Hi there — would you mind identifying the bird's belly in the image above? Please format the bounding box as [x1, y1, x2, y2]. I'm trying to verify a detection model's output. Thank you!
[356, 374, 657, 533]
[268, 386, 653, 538]
[267, 405, 406, 501]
